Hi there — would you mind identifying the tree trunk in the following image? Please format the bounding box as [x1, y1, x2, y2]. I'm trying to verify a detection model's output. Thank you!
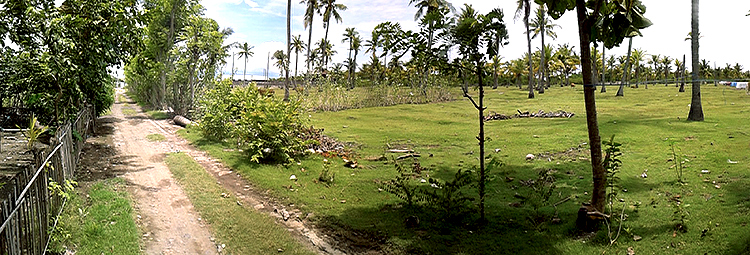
[576, 0, 606, 214]
[307, 16, 314, 74]
[678, 54, 686, 92]
[687, 0, 704, 121]
[539, 19, 546, 94]
[284, 0, 291, 101]
[617, 37, 633, 96]
[526, 4, 534, 99]
[601, 45, 606, 93]
[324, 21, 331, 69]
[476, 58, 487, 224]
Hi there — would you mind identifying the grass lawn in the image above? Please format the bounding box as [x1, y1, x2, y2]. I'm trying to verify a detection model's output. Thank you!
[179, 85, 750, 254]
[49, 178, 141, 255]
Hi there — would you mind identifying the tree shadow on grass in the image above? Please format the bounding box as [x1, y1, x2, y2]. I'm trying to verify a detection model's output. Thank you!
[313, 162, 600, 255]
[317, 197, 575, 254]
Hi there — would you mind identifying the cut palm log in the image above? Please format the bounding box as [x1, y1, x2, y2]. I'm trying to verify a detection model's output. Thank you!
[173, 115, 192, 127]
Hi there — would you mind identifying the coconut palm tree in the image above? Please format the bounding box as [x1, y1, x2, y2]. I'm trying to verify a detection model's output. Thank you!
[530, 5, 560, 92]
[316, 38, 335, 72]
[342, 27, 361, 89]
[273, 50, 289, 77]
[688, 0, 703, 120]
[554, 44, 579, 87]
[291, 35, 306, 81]
[661, 56, 672, 85]
[364, 33, 381, 83]
[409, 0, 455, 84]
[321, 0, 347, 68]
[301, 0, 320, 75]
[236, 42, 254, 86]
[516, 0, 534, 98]
[629, 48, 646, 88]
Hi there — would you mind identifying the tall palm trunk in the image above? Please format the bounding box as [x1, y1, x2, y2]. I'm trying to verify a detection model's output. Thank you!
[601, 45, 606, 92]
[539, 11, 546, 94]
[688, 0, 703, 121]
[679, 54, 686, 92]
[284, 0, 291, 101]
[617, 37, 633, 96]
[324, 22, 331, 69]
[525, 1, 534, 99]
[306, 14, 314, 86]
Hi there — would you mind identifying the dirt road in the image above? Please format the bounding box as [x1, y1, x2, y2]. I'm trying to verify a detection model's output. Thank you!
[87, 91, 220, 255]
[78, 89, 345, 254]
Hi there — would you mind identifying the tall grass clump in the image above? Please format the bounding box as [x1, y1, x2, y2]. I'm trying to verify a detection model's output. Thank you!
[300, 79, 455, 112]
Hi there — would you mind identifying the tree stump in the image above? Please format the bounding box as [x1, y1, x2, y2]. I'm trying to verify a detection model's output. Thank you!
[575, 202, 607, 232]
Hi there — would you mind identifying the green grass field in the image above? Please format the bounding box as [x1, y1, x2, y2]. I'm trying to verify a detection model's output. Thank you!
[49, 178, 141, 255]
[179, 85, 750, 254]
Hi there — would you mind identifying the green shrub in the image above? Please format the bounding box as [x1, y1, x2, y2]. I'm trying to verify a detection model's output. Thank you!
[198, 79, 306, 163]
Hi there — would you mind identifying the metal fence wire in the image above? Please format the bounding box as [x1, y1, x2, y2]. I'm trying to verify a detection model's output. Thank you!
[0, 106, 94, 255]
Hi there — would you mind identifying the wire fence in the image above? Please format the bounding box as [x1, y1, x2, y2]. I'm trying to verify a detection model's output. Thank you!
[0, 105, 94, 255]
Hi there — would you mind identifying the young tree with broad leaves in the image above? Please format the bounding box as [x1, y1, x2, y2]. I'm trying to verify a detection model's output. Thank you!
[448, 4, 508, 224]
[534, 0, 651, 228]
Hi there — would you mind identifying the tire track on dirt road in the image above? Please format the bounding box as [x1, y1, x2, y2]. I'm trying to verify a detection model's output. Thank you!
[109, 91, 219, 255]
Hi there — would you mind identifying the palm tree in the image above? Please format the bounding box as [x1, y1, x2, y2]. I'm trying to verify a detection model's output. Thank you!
[661, 56, 672, 85]
[348, 34, 362, 89]
[273, 50, 289, 77]
[301, 0, 320, 75]
[409, 0, 455, 84]
[342, 27, 359, 88]
[688, 0, 703, 120]
[291, 35, 306, 81]
[675, 56, 685, 92]
[316, 38, 335, 72]
[516, 0, 534, 98]
[616, 37, 633, 96]
[508, 58, 528, 89]
[491, 55, 504, 89]
[629, 48, 646, 88]
[554, 44, 579, 87]
[530, 5, 560, 92]
[364, 34, 381, 83]
[321, 0, 347, 68]
[236, 42, 254, 86]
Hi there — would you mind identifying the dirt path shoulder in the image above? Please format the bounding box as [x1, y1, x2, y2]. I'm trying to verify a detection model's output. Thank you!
[82, 91, 219, 255]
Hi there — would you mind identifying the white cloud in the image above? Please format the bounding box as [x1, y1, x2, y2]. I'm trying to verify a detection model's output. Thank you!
[206, 0, 750, 77]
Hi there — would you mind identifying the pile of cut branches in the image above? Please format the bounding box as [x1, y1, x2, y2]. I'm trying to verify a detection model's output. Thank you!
[485, 110, 575, 122]
[300, 126, 350, 157]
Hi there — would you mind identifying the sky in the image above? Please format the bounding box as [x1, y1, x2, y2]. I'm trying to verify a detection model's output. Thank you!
[201, 0, 750, 79]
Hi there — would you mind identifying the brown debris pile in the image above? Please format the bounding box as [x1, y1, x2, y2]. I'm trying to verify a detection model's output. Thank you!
[300, 126, 350, 156]
[485, 110, 575, 122]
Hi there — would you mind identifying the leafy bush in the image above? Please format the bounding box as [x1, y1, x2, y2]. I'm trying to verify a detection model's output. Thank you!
[422, 169, 475, 221]
[198, 79, 307, 163]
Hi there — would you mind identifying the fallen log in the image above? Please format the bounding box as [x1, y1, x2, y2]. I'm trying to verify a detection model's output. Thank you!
[387, 149, 414, 153]
[173, 115, 192, 127]
[396, 154, 421, 160]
